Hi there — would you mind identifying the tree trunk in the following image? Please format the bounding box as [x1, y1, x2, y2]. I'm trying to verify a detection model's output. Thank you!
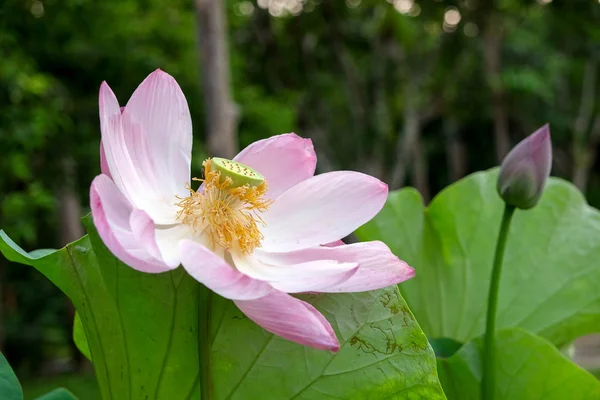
[58, 157, 86, 371]
[367, 34, 392, 180]
[196, 0, 238, 159]
[572, 60, 598, 191]
[483, 12, 510, 163]
[322, 3, 366, 167]
[412, 133, 430, 203]
[444, 117, 466, 182]
[390, 81, 421, 189]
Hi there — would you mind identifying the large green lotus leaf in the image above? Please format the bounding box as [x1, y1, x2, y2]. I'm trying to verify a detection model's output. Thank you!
[0, 351, 22, 400]
[0, 222, 200, 400]
[210, 288, 444, 399]
[72, 312, 91, 362]
[356, 169, 600, 346]
[1, 216, 445, 399]
[438, 328, 600, 400]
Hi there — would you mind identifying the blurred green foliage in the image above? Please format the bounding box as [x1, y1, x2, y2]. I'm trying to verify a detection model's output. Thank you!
[0, 0, 599, 384]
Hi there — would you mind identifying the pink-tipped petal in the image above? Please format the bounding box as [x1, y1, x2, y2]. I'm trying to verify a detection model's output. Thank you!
[90, 174, 172, 274]
[99, 71, 193, 225]
[179, 240, 273, 300]
[99, 83, 178, 224]
[323, 240, 345, 247]
[99, 140, 111, 178]
[233, 133, 316, 199]
[257, 241, 415, 293]
[261, 171, 388, 252]
[99, 81, 121, 123]
[234, 291, 339, 351]
[123, 69, 192, 200]
[130, 209, 163, 261]
[231, 252, 358, 293]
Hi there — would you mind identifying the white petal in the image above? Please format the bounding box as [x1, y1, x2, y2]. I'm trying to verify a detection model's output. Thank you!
[154, 224, 194, 269]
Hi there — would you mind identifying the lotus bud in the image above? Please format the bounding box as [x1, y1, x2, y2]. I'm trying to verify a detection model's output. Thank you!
[497, 124, 552, 209]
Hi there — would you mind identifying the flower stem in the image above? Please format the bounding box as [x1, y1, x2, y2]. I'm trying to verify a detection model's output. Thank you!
[482, 204, 515, 400]
[198, 284, 213, 400]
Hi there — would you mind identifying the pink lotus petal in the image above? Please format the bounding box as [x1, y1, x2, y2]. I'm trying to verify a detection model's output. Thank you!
[99, 81, 121, 123]
[99, 83, 178, 224]
[123, 69, 192, 201]
[261, 171, 388, 252]
[234, 291, 339, 351]
[90, 174, 172, 273]
[130, 209, 163, 261]
[99, 140, 111, 178]
[179, 240, 273, 300]
[257, 241, 415, 292]
[98, 82, 131, 196]
[231, 252, 358, 293]
[99, 71, 193, 225]
[233, 133, 316, 199]
[323, 240, 345, 247]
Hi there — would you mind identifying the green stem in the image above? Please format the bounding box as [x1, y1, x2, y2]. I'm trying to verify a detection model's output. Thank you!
[482, 204, 515, 400]
[198, 284, 213, 400]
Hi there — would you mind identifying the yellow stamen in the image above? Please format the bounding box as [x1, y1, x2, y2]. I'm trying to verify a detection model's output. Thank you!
[176, 159, 272, 254]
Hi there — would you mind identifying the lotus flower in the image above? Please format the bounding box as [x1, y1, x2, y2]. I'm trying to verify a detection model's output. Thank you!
[497, 124, 552, 210]
[90, 69, 414, 351]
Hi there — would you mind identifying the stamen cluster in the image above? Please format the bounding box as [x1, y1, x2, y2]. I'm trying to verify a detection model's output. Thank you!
[176, 159, 272, 253]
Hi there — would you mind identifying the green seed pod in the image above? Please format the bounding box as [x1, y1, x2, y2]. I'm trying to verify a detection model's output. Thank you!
[211, 157, 265, 188]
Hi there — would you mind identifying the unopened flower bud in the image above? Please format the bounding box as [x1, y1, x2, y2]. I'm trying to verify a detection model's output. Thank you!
[497, 124, 552, 209]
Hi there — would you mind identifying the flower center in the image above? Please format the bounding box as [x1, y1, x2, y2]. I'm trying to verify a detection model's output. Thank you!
[176, 158, 272, 254]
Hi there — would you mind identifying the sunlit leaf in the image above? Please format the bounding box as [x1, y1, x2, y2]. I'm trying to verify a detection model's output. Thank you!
[357, 169, 600, 346]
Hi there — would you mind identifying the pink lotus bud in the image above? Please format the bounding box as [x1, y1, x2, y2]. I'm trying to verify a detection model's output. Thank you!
[497, 124, 552, 209]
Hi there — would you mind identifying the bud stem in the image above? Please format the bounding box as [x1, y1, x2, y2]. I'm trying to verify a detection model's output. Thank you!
[482, 204, 515, 400]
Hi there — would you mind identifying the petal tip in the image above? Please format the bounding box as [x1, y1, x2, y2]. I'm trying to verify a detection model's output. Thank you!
[533, 123, 551, 141]
[147, 68, 175, 83]
[374, 179, 389, 195]
[99, 81, 112, 97]
[285, 132, 314, 150]
[327, 340, 340, 353]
